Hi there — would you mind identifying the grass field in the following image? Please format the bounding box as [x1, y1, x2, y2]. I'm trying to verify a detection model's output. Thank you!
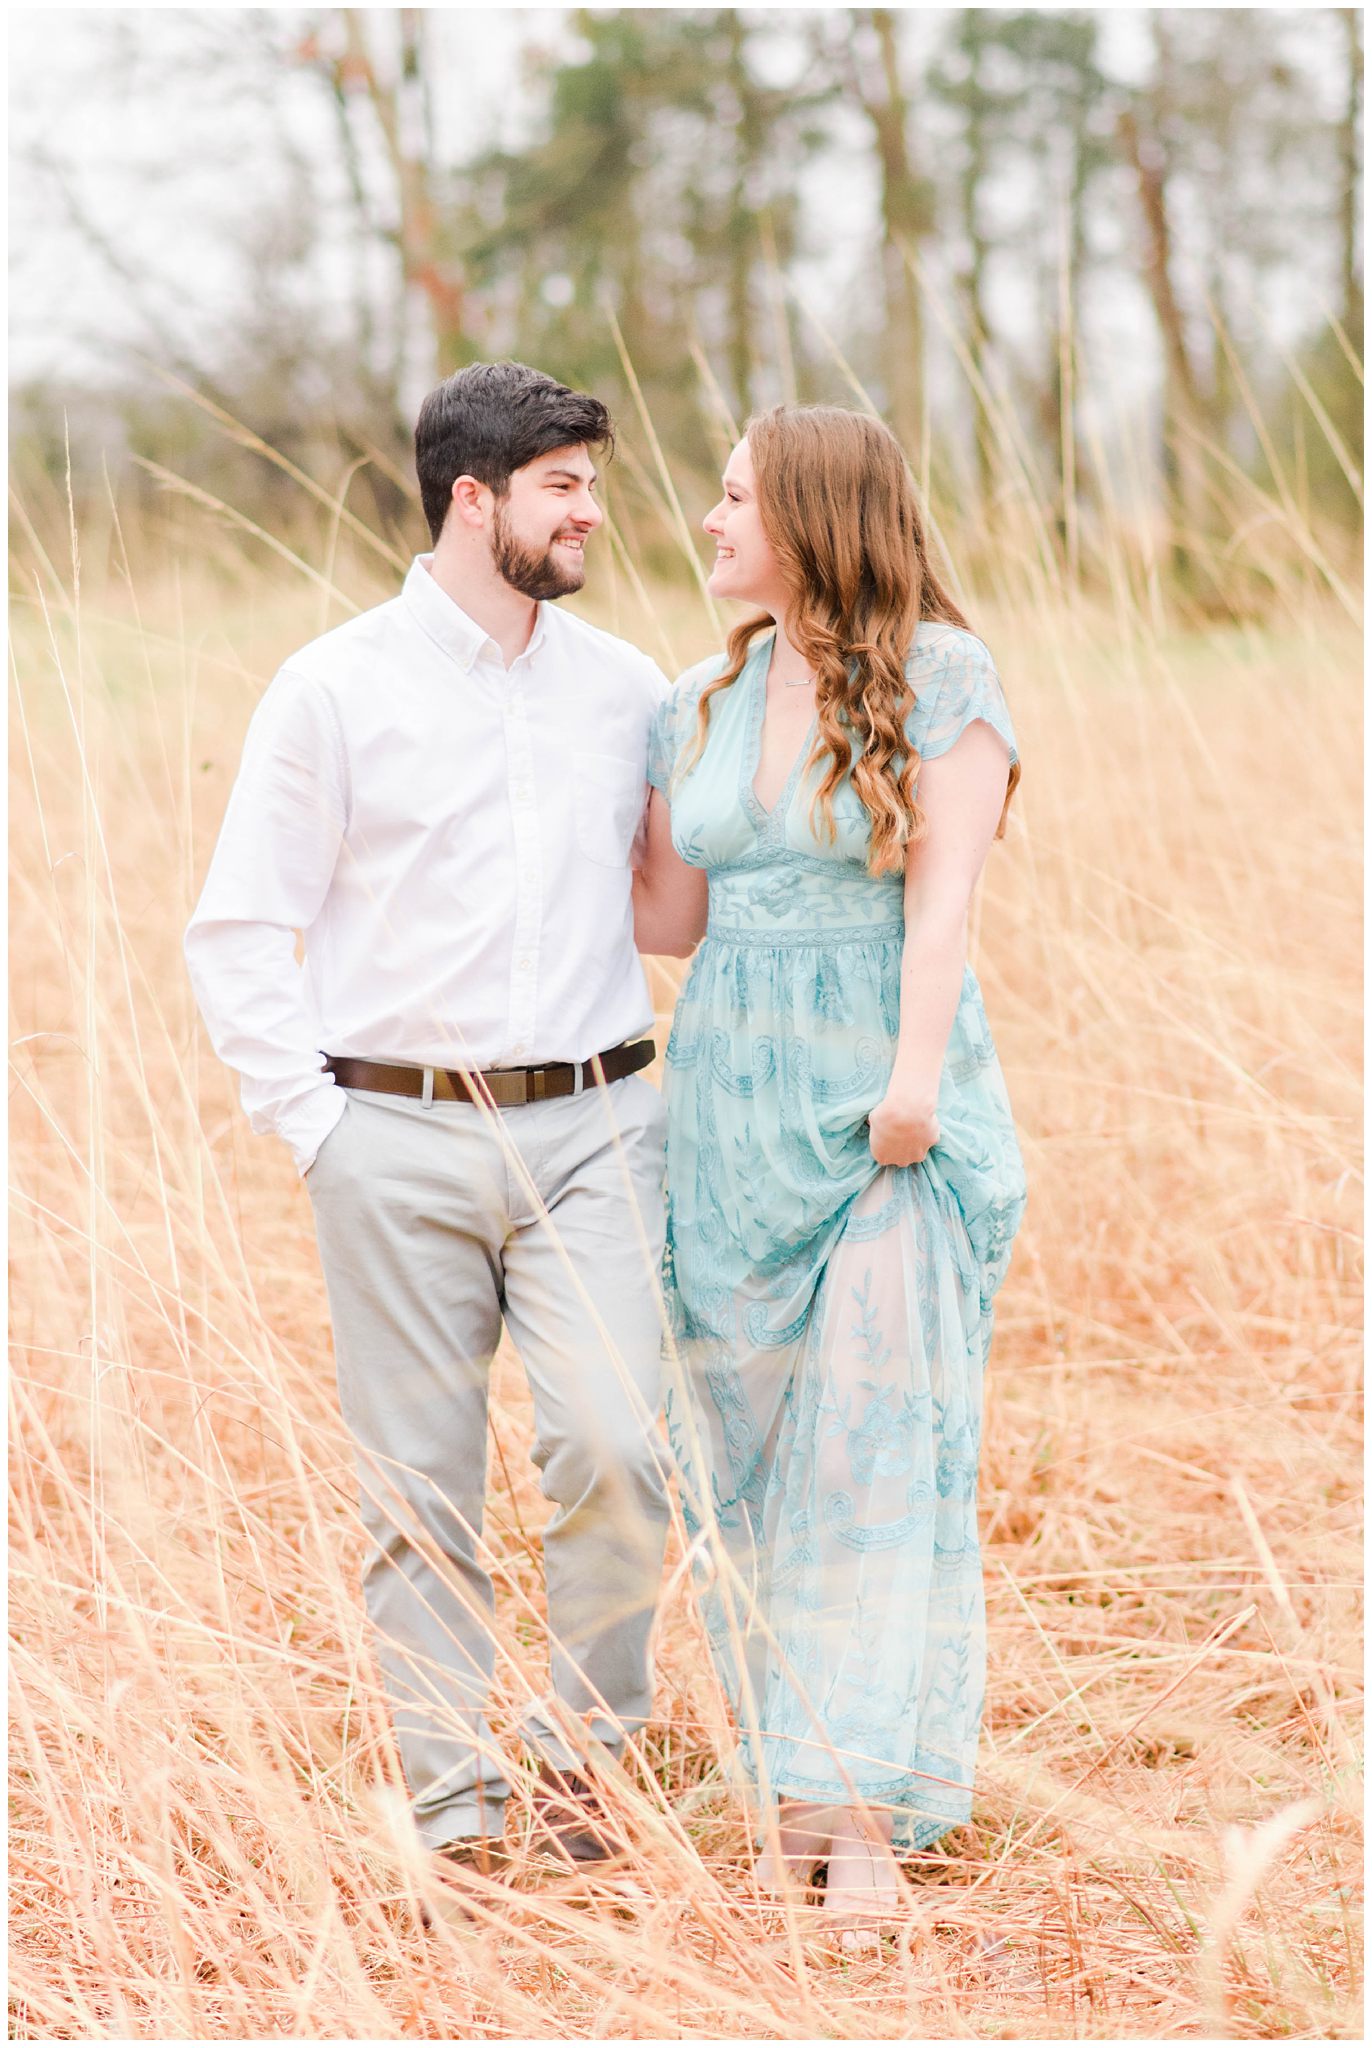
[8, 484, 1362, 2039]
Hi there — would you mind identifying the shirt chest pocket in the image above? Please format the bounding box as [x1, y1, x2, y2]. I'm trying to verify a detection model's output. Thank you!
[573, 750, 645, 868]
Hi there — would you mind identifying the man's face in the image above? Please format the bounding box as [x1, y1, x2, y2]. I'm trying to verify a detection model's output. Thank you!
[489, 445, 603, 600]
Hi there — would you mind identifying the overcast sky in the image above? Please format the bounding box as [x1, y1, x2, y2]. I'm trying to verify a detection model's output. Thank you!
[8, 7, 1351, 426]
[9, 11, 598, 382]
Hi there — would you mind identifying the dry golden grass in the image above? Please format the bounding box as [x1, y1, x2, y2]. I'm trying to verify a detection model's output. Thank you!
[8, 487, 1362, 2039]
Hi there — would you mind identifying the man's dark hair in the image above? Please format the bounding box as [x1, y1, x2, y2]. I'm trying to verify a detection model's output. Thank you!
[414, 361, 614, 545]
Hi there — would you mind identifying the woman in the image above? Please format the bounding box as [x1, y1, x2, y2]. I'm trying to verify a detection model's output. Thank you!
[633, 405, 1025, 1940]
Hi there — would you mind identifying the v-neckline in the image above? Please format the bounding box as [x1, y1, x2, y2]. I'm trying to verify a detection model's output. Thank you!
[744, 636, 817, 826]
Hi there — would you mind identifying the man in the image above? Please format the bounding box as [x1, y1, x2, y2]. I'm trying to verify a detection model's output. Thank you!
[185, 361, 672, 1872]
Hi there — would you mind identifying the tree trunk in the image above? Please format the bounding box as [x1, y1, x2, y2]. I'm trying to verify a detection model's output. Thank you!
[858, 10, 927, 455]
[340, 11, 465, 382]
[1117, 93, 1209, 576]
[961, 138, 994, 515]
[1338, 8, 1363, 337]
[724, 14, 758, 417]
[948, 28, 996, 516]
[1044, 143, 1089, 578]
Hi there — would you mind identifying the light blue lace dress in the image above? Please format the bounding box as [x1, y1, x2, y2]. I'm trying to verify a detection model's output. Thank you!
[648, 622, 1026, 1852]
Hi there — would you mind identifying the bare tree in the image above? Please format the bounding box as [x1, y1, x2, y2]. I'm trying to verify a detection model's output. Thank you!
[1337, 7, 1364, 335]
[295, 9, 467, 392]
[1118, 20, 1212, 574]
[845, 10, 932, 455]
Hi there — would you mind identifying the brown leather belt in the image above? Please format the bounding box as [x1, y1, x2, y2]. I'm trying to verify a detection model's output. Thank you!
[323, 1037, 655, 1109]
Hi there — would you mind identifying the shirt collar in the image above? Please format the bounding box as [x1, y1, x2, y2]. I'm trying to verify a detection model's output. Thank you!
[402, 556, 549, 673]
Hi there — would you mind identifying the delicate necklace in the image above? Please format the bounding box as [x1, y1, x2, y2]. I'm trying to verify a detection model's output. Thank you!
[768, 634, 813, 687]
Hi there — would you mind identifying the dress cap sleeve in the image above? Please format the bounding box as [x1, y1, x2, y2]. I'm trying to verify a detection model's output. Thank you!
[907, 625, 1018, 768]
[647, 692, 674, 794]
[648, 656, 728, 794]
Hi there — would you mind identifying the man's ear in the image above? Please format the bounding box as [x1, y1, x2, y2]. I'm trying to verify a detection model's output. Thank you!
[449, 475, 490, 528]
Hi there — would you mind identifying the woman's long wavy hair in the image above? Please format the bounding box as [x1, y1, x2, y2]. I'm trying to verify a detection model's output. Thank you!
[681, 405, 1014, 876]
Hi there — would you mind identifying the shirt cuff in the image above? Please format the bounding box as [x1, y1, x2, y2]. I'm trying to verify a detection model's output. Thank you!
[283, 1084, 349, 1179]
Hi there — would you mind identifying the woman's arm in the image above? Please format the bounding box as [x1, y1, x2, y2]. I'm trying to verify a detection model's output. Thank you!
[631, 787, 709, 959]
[867, 720, 1013, 1167]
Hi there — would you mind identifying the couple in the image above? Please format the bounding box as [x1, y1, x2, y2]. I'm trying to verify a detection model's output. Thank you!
[186, 359, 1026, 1938]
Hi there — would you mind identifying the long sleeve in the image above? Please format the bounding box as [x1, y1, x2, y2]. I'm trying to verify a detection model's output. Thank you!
[185, 667, 350, 1176]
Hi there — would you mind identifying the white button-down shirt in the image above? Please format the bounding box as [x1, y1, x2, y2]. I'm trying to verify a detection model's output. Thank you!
[185, 557, 669, 1174]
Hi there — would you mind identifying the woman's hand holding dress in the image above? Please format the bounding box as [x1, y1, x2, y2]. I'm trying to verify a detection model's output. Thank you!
[867, 1090, 940, 1165]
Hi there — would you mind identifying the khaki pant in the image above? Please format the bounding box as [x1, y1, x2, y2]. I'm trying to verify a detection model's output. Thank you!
[307, 1073, 670, 1848]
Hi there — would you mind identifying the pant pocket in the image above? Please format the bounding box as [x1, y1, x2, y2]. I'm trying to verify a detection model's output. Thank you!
[305, 1098, 362, 1200]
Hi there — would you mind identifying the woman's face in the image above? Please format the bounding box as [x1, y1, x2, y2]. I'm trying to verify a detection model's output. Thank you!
[703, 438, 789, 614]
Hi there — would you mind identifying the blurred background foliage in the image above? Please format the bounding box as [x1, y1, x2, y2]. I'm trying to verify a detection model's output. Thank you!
[9, 7, 1363, 608]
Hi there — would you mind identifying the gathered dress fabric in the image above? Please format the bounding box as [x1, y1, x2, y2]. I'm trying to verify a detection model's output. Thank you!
[649, 623, 1026, 1852]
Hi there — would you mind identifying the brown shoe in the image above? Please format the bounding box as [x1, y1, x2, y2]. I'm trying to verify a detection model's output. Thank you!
[436, 1835, 508, 1878]
[530, 1762, 623, 1868]
[414, 1838, 508, 1932]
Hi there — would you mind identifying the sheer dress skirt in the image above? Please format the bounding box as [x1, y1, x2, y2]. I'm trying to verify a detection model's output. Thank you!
[662, 924, 1025, 1852]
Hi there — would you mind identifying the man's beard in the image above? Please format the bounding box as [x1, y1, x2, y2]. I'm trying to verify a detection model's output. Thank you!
[490, 500, 584, 601]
